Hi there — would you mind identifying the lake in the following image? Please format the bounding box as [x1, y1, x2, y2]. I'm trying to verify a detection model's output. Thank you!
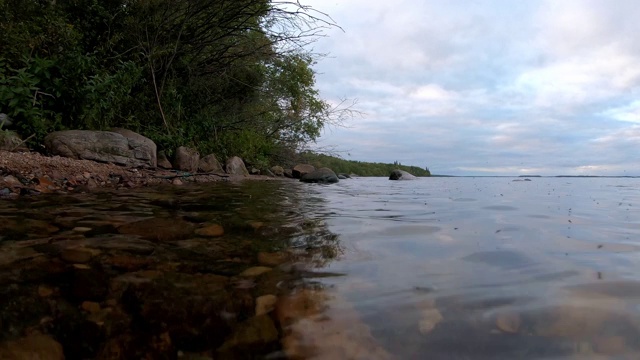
[1, 176, 639, 359]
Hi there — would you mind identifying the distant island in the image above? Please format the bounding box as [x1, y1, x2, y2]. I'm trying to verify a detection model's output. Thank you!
[299, 152, 431, 177]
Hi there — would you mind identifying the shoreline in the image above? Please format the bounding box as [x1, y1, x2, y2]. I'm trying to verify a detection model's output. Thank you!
[0, 150, 283, 198]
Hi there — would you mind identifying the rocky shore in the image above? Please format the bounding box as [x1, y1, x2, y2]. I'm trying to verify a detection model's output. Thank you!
[0, 150, 281, 198]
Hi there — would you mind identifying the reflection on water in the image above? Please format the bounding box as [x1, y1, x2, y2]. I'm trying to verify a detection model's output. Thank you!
[316, 177, 640, 359]
[1, 177, 640, 358]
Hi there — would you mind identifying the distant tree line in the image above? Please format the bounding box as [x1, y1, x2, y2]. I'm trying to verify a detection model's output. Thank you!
[300, 152, 431, 177]
[0, 0, 348, 167]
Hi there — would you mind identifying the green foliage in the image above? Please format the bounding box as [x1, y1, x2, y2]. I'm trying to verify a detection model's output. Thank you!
[300, 152, 432, 177]
[0, 0, 340, 164]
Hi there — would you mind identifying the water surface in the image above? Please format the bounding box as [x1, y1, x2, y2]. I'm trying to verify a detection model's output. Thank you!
[1, 177, 640, 359]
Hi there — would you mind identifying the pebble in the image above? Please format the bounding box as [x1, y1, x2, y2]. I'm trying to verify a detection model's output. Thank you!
[257, 252, 290, 266]
[60, 248, 94, 263]
[172, 178, 183, 186]
[593, 336, 626, 355]
[417, 299, 443, 334]
[195, 224, 224, 237]
[255, 294, 278, 316]
[37, 285, 54, 297]
[240, 266, 272, 277]
[81, 301, 102, 314]
[72, 227, 92, 233]
[0, 334, 64, 360]
[496, 312, 521, 334]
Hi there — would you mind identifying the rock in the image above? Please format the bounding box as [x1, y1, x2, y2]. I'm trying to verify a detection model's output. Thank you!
[389, 169, 417, 180]
[292, 164, 315, 179]
[338, 174, 347, 179]
[60, 248, 94, 263]
[85, 235, 157, 255]
[81, 301, 102, 314]
[338, 173, 351, 179]
[106, 254, 153, 271]
[110, 128, 157, 167]
[0, 131, 27, 152]
[0, 334, 64, 360]
[593, 336, 626, 355]
[300, 167, 339, 184]
[276, 289, 393, 359]
[174, 146, 200, 172]
[118, 218, 195, 241]
[217, 315, 278, 355]
[38, 285, 55, 297]
[2, 175, 21, 187]
[198, 154, 223, 173]
[257, 252, 290, 267]
[157, 150, 173, 169]
[270, 166, 284, 176]
[249, 167, 260, 175]
[496, 312, 521, 333]
[44, 130, 156, 168]
[417, 299, 443, 334]
[255, 295, 278, 316]
[240, 266, 272, 277]
[172, 178, 183, 186]
[195, 224, 224, 237]
[72, 265, 109, 300]
[225, 156, 249, 176]
[283, 169, 293, 178]
[120, 272, 233, 351]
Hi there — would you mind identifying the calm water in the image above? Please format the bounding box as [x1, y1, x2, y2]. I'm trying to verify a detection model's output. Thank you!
[313, 177, 640, 359]
[1, 176, 640, 359]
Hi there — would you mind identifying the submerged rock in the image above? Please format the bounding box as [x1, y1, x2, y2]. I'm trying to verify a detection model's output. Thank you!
[217, 315, 279, 356]
[195, 223, 224, 237]
[118, 218, 195, 241]
[0, 334, 64, 360]
[389, 169, 417, 180]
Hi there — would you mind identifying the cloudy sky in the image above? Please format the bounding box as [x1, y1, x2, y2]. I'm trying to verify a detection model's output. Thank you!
[302, 0, 640, 176]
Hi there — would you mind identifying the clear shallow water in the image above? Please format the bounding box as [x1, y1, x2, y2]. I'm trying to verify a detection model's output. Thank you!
[308, 177, 640, 359]
[1, 177, 640, 359]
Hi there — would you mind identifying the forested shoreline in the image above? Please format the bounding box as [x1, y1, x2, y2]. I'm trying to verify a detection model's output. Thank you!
[0, 0, 430, 176]
[0, 0, 343, 165]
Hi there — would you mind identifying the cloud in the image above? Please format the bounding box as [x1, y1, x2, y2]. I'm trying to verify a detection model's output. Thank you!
[304, 0, 640, 175]
[601, 101, 640, 124]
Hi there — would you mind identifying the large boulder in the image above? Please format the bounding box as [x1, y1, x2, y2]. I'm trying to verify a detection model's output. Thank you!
[292, 164, 315, 179]
[300, 168, 339, 184]
[157, 150, 173, 169]
[225, 156, 249, 176]
[270, 166, 284, 177]
[44, 130, 156, 168]
[110, 128, 157, 168]
[389, 169, 417, 180]
[198, 154, 223, 173]
[174, 146, 199, 172]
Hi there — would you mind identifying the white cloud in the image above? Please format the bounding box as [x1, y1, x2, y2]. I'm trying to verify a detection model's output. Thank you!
[601, 101, 640, 124]
[304, 0, 640, 175]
